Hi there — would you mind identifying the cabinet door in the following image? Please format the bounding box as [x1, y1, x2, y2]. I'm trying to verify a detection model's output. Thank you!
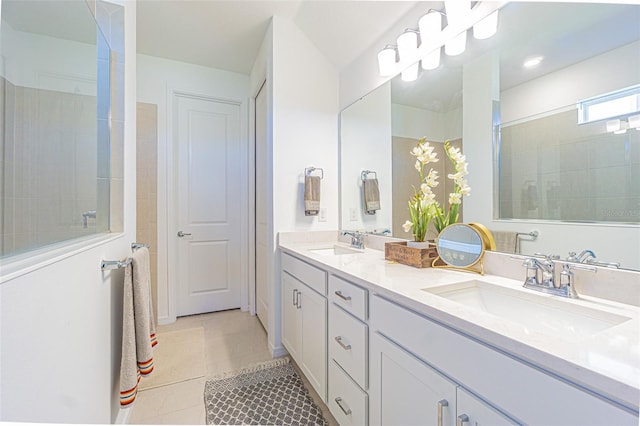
[281, 272, 301, 360]
[456, 388, 516, 426]
[370, 332, 457, 426]
[299, 284, 328, 402]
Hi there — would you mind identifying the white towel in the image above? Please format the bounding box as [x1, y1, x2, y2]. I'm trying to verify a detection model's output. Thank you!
[119, 247, 157, 406]
[304, 175, 321, 216]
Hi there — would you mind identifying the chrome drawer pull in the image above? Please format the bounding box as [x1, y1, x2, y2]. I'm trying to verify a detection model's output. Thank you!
[292, 289, 298, 306]
[437, 399, 448, 426]
[335, 290, 352, 301]
[334, 336, 352, 350]
[335, 397, 352, 415]
[457, 414, 469, 426]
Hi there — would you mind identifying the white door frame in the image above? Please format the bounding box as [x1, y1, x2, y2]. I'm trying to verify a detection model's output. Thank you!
[164, 89, 250, 322]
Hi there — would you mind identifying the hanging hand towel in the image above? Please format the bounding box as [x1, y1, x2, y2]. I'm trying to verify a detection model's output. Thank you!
[363, 178, 381, 215]
[119, 247, 157, 407]
[491, 230, 519, 254]
[304, 175, 321, 216]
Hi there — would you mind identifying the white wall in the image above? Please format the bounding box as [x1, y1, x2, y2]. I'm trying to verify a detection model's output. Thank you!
[341, 82, 392, 232]
[0, 0, 136, 422]
[391, 104, 462, 141]
[136, 54, 250, 325]
[253, 16, 339, 356]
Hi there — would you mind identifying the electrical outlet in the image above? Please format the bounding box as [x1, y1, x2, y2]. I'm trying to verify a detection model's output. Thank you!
[319, 208, 327, 222]
[350, 208, 358, 221]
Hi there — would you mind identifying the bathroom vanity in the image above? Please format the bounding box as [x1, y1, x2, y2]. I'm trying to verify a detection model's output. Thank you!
[278, 232, 639, 426]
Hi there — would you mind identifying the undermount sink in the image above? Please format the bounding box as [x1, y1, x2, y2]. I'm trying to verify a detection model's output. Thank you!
[309, 244, 363, 256]
[423, 280, 631, 340]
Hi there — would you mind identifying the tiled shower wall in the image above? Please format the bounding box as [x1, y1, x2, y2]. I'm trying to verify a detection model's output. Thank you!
[136, 102, 158, 317]
[499, 108, 640, 222]
[1, 77, 102, 256]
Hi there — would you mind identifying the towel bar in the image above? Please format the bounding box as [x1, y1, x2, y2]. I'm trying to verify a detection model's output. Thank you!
[131, 242, 150, 250]
[101, 258, 133, 270]
[305, 166, 324, 179]
[361, 170, 377, 181]
[516, 230, 539, 239]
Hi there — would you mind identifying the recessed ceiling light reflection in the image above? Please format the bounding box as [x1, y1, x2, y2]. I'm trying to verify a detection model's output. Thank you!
[523, 56, 543, 68]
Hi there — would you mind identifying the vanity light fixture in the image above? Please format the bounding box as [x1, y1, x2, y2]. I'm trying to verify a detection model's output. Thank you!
[375, 1, 503, 78]
[614, 121, 629, 134]
[473, 10, 499, 39]
[418, 10, 442, 70]
[606, 119, 621, 133]
[397, 29, 419, 82]
[377, 45, 397, 77]
[628, 114, 640, 129]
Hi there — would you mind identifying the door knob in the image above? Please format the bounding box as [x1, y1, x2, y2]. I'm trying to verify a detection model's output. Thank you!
[177, 231, 192, 237]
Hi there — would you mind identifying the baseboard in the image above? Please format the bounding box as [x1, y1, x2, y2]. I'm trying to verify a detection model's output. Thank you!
[270, 343, 288, 358]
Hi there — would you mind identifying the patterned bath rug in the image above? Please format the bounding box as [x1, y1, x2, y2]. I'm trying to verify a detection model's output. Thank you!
[204, 357, 328, 425]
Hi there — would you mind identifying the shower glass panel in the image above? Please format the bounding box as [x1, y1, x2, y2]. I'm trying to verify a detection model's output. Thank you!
[0, 0, 112, 258]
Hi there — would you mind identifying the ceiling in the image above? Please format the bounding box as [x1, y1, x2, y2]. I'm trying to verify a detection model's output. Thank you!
[136, 0, 419, 73]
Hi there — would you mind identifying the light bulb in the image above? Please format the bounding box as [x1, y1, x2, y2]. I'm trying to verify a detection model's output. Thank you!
[377, 46, 396, 77]
[422, 48, 440, 70]
[397, 30, 418, 63]
[402, 63, 419, 82]
[606, 119, 621, 133]
[445, 31, 466, 56]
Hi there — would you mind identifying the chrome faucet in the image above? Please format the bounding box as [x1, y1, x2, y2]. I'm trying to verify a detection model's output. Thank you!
[567, 250, 596, 263]
[341, 231, 364, 250]
[82, 210, 97, 228]
[520, 253, 596, 299]
[567, 250, 620, 269]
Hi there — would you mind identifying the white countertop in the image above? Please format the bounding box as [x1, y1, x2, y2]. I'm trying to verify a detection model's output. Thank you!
[278, 235, 640, 412]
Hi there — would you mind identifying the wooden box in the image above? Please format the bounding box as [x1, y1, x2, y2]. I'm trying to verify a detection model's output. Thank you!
[384, 241, 438, 268]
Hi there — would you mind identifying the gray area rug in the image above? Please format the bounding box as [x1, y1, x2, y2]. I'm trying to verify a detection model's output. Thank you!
[204, 358, 328, 425]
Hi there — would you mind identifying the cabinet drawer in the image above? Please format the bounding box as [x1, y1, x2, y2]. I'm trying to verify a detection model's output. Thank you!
[281, 252, 326, 295]
[329, 360, 368, 426]
[329, 304, 368, 390]
[329, 275, 367, 320]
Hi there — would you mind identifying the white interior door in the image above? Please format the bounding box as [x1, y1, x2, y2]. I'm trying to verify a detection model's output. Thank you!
[255, 83, 269, 330]
[174, 94, 242, 316]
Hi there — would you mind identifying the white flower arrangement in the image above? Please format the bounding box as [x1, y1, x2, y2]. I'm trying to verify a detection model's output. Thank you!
[403, 138, 471, 241]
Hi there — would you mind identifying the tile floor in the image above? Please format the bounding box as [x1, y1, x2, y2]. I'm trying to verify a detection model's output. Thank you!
[129, 309, 337, 425]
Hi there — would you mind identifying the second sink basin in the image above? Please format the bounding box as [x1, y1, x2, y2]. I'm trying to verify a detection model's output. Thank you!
[309, 244, 363, 256]
[423, 280, 631, 340]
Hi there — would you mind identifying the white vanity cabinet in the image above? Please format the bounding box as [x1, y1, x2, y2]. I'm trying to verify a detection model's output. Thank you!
[327, 275, 370, 425]
[370, 294, 638, 426]
[370, 331, 514, 426]
[281, 253, 327, 402]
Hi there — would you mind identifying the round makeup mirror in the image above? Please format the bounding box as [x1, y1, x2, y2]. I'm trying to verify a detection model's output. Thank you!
[434, 223, 494, 274]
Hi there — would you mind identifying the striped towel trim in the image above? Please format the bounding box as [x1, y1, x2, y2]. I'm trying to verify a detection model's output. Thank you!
[119, 371, 141, 406]
[138, 358, 154, 376]
[150, 333, 158, 348]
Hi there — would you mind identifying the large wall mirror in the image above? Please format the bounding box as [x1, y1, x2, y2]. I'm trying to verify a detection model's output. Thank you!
[339, 2, 640, 270]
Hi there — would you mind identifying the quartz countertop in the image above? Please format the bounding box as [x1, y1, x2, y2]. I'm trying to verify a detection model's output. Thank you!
[278, 235, 640, 412]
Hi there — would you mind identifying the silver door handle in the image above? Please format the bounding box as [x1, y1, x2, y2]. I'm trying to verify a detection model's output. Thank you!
[437, 399, 449, 426]
[292, 289, 298, 306]
[335, 397, 352, 415]
[334, 290, 352, 301]
[457, 414, 469, 426]
[295, 291, 301, 309]
[334, 336, 352, 351]
[177, 231, 192, 237]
